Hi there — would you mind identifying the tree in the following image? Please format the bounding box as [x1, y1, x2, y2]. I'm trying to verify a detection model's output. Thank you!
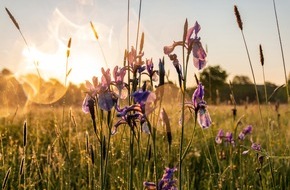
[199, 65, 228, 104]
[232, 75, 253, 85]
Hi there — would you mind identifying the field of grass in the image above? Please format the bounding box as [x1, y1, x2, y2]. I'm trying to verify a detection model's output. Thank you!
[0, 103, 289, 189]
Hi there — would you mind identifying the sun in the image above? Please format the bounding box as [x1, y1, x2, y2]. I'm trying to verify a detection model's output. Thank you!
[20, 41, 106, 87]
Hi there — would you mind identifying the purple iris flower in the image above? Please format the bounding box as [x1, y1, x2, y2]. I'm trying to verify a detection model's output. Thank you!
[112, 66, 128, 99]
[197, 101, 212, 129]
[132, 89, 156, 115]
[191, 83, 211, 129]
[82, 76, 99, 113]
[186, 21, 207, 70]
[82, 68, 117, 112]
[238, 125, 252, 140]
[242, 141, 262, 155]
[215, 129, 224, 144]
[144, 167, 177, 190]
[192, 83, 204, 108]
[128, 46, 144, 74]
[163, 21, 207, 70]
[225, 132, 235, 145]
[146, 58, 158, 82]
[132, 90, 151, 105]
[251, 142, 262, 151]
[112, 104, 144, 135]
[215, 129, 235, 146]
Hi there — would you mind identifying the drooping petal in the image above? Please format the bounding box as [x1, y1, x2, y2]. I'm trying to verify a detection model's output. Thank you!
[132, 90, 151, 104]
[82, 95, 90, 113]
[192, 83, 204, 108]
[192, 39, 207, 70]
[193, 21, 201, 38]
[197, 107, 212, 129]
[186, 21, 201, 44]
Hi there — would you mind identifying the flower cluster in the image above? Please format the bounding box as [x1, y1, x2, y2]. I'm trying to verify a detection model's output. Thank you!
[82, 21, 210, 140]
[143, 167, 178, 190]
[215, 125, 252, 146]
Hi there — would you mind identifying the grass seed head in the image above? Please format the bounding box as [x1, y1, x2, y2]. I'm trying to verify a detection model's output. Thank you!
[259, 44, 264, 66]
[234, 5, 243, 31]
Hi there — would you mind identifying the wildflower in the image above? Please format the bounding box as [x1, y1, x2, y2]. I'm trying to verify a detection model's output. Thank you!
[242, 141, 262, 155]
[189, 83, 211, 129]
[144, 167, 178, 190]
[197, 101, 212, 129]
[111, 104, 143, 135]
[164, 21, 207, 70]
[112, 66, 128, 99]
[145, 58, 158, 82]
[251, 142, 262, 152]
[186, 21, 207, 70]
[225, 132, 235, 145]
[127, 46, 145, 74]
[238, 125, 252, 140]
[215, 129, 224, 144]
[132, 89, 156, 115]
[82, 76, 99, 113]
[98, 68, 117, 111]
[192, 83, 204, 108]
[215, 129, 235, 146]
[82, 68, 117, 112]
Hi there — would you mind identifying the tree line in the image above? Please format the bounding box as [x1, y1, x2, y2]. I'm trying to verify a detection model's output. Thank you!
[0, 66, 289, 110]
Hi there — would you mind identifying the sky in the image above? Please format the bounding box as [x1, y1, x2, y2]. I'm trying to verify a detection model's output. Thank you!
[1, 0, 289, 87]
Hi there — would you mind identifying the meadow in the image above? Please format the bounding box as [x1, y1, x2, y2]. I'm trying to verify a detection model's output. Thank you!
[1, 2, 290, 190]
[0, 102, 289, 189]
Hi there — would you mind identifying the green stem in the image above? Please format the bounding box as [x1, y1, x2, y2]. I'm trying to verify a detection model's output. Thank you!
[273, 0, 289, 103]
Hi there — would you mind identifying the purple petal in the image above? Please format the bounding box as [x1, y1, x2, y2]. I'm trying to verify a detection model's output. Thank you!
[98, 92, 116, 111]
[193, 21, 201, 37]
[82, 95, 90, 113]
[197, 107, 211, 129]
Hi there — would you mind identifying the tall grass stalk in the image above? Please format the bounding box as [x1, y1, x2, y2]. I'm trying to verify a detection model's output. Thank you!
[234, 5, 264, 127]
[62, 38, 72, 129]
[135, 0, 143, 53]
[5, 7, 41, 80]
[23, 121, 27, 190]
[272, 0, 289, 103]
[90, 21, 108, 68]
[259, 45, 268, 104]
[259, 45, 276, 189]
[2, 167, 11, 190]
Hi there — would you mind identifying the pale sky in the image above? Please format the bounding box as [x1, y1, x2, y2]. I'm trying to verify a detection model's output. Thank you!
[1, 0, 289, 86]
